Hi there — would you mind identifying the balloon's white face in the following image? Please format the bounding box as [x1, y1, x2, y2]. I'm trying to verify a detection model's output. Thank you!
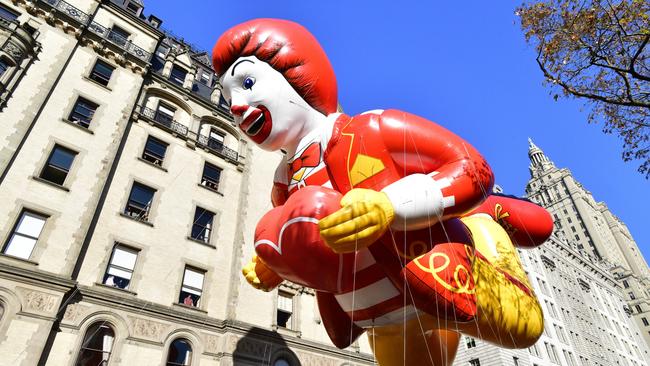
[220, 55, 316, 151]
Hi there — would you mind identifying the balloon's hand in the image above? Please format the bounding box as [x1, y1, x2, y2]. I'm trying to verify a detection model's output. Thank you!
[242, 255, 283, 291]
[318, 188, 394, 253]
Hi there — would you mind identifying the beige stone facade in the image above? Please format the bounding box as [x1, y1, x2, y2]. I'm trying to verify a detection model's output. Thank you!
[0, 1, 373, 365]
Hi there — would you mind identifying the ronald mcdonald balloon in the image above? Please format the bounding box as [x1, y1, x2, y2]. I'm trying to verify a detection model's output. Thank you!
[213, 19, 554, 365]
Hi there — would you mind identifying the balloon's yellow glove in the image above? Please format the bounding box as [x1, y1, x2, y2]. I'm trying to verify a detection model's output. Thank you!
[318, 188, 395, 253]
[242, 255, 283, 292]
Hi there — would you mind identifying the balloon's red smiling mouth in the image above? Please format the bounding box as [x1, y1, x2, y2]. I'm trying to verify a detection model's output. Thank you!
[239, 105, 273, 144]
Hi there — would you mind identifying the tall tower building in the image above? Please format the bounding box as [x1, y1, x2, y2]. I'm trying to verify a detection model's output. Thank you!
[525, 138, 650, 347]
[454, 140, 650, 365]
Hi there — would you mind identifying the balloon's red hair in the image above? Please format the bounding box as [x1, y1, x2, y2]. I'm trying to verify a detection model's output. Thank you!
[212, 18, 338, 115]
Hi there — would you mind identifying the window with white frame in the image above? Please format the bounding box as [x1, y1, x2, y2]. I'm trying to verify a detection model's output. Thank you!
[276, 291, 293, 329]
[103, 245, 138, 290]
[465, 336, 476, 349]
[155, 102, 176, 124]
[123, 182, 155, 221]
[179, 267, 204, 307]
[3, 210, 46, 259]
[200, 162, 221, 191]
[141, 136, 167, 166]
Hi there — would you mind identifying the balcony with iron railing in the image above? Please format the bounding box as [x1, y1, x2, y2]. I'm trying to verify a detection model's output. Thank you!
[37, 0, 152, 62]
[87, 22, 151, 62]
[39, 0, 90, 25]
[138, 106, 239, 164]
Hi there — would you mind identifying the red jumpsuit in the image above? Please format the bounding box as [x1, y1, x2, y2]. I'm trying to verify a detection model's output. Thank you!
[254, 109, 551, 348]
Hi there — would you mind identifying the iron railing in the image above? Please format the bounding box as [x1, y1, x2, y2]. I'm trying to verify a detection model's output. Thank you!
[140, 106, 189, 136]
[88, 22, 151, 62]
[197, 135, 239, 161]
[40, 0, 90, 25]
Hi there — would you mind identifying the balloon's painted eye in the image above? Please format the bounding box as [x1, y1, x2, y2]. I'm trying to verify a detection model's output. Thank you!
[243, 77, 255, 90]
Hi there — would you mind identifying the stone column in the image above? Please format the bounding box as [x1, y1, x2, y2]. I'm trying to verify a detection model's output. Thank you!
[161, 53, 175, 78]
[183, 66, 196, 90]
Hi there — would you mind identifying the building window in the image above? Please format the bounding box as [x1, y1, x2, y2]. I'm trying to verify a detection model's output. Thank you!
[124, 182, 155, 221]
[513, 357, 519, 366]
[155, 102, 176, 124]
[103, 245, 138, 290]
[141, 136, 167, 166]
[89, 60, 115, 87]
[642, 317, 649, 326]
[40, 145, 77, 186]
[200, 162, 221, 191]
[0, 4, 19, 21]
[190, 207, 214, 244]
[179, 267, 204, 307]
[623, 280, 629, 288]
[199, 71, 211, 85]
[166, 338, 192, 366]
[69, 97, 98, 128]
[465, 336, 476, 349]
[0, 59, 8, 77]
[169, 65, 187, 86]
[273, 359, 290, 366]
[108, 25, 130, 47]
[125, 1, 141, 15]
[469, 359, 481, 366]
[75, 323, 114, 366]
[3, 210, 46, 259]
[629, 292, 636, 300]
[636, 305, 643, 313]
[276, 291, 293, 328]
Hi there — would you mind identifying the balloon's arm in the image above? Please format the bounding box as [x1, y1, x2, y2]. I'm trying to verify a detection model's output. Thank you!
[378, 109, 494, 230]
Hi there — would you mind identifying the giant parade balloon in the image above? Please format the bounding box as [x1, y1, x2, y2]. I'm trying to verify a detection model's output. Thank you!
[212, 18, 554, 366]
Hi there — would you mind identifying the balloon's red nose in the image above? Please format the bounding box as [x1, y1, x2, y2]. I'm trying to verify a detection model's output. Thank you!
[230, 105, 248, 117]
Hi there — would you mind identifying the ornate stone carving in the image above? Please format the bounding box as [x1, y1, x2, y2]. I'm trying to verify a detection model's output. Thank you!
[3, 42, 23, 61]
[16, 288, 58, 313]
[228, 335, 268, 358]
[63, 303, 89, 322]
[294, 351, 338, 366]
[129, 316, 169, 341]
[203, 333, 220, 354]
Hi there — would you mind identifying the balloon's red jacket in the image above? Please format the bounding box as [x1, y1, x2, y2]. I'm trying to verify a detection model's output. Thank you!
[254, 109, 552, 348]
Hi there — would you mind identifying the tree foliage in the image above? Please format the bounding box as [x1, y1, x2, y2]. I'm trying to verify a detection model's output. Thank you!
[517, 0, 650, 177]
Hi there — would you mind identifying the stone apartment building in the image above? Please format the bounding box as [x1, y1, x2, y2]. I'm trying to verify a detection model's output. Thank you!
[0, 0, 374, 365]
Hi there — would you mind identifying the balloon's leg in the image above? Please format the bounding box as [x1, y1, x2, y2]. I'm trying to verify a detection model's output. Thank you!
[456, 216, 544, 348]
[368, 315, 459, 366]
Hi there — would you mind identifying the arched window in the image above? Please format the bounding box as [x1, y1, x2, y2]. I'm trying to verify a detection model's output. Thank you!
[273, 359, 291, 366]
[166, 338, 192, 366]
[75, 322, 115, 366]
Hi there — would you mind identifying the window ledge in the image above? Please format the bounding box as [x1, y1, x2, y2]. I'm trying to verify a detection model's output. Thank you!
[186, 236, 216, 249]
[31, 176, 70, 192]
[94, 282, 137, 295]
[82, 76, 113, 91]
[60, 118, 94, 134]
[119, 212, 154, 227]
[0, 253, 38, 266]
[137, 157, 168, 172]
[273, 325, 302, 338]
[172, 302, 208, 314]
[197, 183, 223, 196]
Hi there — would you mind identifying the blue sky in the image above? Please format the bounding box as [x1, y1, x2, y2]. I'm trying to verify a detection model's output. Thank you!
[145, 1, 649, 262]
